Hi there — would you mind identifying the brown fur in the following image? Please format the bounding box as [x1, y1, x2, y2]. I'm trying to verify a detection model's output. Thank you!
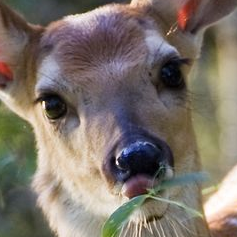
[0, 1, 236, 237]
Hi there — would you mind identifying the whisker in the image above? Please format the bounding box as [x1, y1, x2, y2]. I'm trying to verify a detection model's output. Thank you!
[138, 221, 142, 237]
[165, 215, 180, 237]
[159, 222, 165, 237]
[169, 214, 198, 236]
[37, 71, 58, 83]
[166, 22, 178, 37]
[119, 224, 125, 237]
[148, 222, 153, 235]
[132, 224, 135, 237]
[143, 216, 148, 230]
[123, 220, 131, 237]
[135, 222, 139, 237]
[153, 220, 162, 237]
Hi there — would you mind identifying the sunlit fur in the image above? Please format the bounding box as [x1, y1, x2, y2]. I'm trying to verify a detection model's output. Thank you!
[205, 165, 237, 237]
[0, 1, 236, 237]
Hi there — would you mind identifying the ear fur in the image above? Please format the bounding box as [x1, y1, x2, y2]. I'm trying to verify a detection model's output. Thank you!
[0, 2, 32, 87]
[178, 0, 237, 33]
[131, 0, 237, 34]
[0, 2, 43, 118]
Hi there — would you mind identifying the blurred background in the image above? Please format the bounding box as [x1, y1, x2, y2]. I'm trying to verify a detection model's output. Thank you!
[0, 0, 237, 236]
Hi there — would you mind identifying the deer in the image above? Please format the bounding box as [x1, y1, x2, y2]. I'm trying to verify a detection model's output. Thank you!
[0, 0, 236, 236]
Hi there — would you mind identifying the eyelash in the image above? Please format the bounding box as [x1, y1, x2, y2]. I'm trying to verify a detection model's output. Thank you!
[34, 93, 58, 104]
[35, 93, 68, 120]
[158, 57, 191, 89]
[165, 57, 191, 66]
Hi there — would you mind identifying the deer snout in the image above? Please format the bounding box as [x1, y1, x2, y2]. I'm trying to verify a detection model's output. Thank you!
[107, 138, 174, 199]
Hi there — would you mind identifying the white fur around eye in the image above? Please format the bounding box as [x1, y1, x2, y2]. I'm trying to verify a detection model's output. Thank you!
[144, 29, 179, 65]
[36, 55, 61, 93]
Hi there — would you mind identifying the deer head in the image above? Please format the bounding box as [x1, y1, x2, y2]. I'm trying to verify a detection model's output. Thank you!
[0, 0, 236, 236]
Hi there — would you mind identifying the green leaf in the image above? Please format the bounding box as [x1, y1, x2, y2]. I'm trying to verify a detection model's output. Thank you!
[153, 172, 208, 194]
[101, 195, 149, 237]
[149, 196, 203, 218]
[101, 172, 208, 237]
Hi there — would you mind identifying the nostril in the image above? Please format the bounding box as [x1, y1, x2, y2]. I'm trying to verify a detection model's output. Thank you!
[115, 156, 129, 171]
[114, 141, 163, 182]
[111, 156, 131, 182]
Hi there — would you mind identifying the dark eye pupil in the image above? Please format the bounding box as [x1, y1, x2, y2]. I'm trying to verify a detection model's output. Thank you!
[161, 62, 184, 88]
[42, 96, 67, 120]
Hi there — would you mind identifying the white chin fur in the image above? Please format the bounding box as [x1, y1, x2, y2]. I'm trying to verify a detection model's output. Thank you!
[130, 192, 169, 224]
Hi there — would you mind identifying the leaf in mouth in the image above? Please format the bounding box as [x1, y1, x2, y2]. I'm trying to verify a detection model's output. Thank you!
[152, 171, 209, 194]
[101, 194, 148, 237]
[149, 196, 203, 218]
[101, 172, 208, 237]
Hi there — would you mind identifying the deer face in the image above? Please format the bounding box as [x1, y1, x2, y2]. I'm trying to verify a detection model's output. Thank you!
[33, 4, 198, 218]
[0, 0, 236, 236]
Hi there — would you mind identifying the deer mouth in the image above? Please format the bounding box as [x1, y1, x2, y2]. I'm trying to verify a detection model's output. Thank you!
[128, 191, 170, 224]
[120, 161, 174, 198]
[118, 172, 172, 224]
[121, 174, 158, 199]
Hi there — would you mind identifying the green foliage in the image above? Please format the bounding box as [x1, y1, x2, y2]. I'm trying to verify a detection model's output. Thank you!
[6, 0, 126, 24]
[0, 105, 36, 188]
[0, 105, 49, 236]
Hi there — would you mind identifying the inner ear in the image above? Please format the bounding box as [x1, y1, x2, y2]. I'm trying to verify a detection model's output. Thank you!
[177, 0, 199, 31]
[177, 0, 237, 33]
[0, 62, 13, 80]
[0, 62, 13, 88]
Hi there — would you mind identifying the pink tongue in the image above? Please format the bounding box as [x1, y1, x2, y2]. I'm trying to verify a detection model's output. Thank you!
[122, 175, 153, 199]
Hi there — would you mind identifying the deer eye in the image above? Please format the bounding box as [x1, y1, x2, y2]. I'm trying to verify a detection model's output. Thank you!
[160, 60, 185, 88]
[41, 95, 67, 120]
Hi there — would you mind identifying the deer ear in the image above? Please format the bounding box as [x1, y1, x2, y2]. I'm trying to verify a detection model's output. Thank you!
[0, 2, 30, 88]
[0, 2, 40, 89]
[131, 0, 236, 33]
[0, 2, 43, 118]
[177, 0, 237, 33]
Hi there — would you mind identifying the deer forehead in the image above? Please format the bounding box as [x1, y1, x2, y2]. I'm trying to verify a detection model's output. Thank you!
[36, 8, 179, 92]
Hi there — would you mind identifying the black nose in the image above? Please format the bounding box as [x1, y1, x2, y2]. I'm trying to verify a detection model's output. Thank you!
[114, 141, 166, 182]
